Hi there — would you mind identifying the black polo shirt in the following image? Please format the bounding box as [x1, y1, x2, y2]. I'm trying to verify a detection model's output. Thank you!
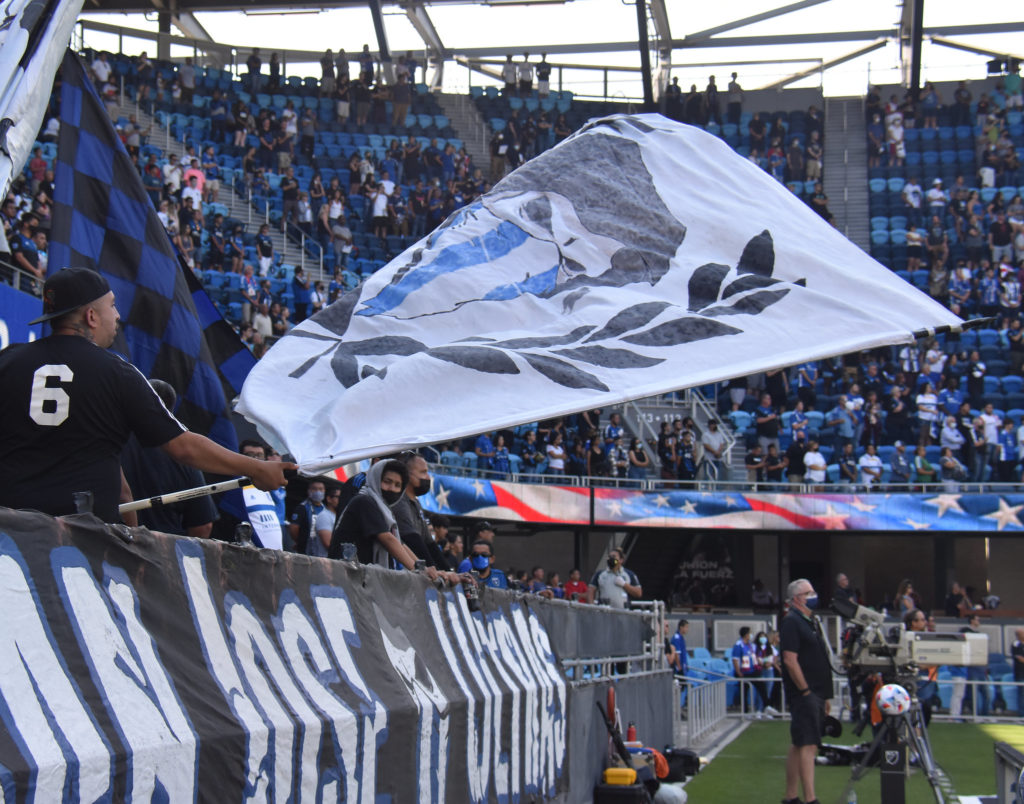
[780, 608, 833, 700]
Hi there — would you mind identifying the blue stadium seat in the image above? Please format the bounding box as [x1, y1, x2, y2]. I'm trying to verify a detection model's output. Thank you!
[887, 177, 905, 193]
[1002, 377, 1024, 394]
[871, 230, 889, 246]
[870, 216, 889, 231]
[869, 178, 886, 194]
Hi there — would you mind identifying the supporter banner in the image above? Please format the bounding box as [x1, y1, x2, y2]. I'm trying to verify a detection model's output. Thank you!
[239, 113, 961, 473]
[0, 508, 574, 802]
[0, 280, 41, 348]
[422, 473, 1024, 532]
[0, 0, 82, 218]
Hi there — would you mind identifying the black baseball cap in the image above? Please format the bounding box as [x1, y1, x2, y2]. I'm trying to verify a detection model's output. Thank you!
[29, 268, 111, 325]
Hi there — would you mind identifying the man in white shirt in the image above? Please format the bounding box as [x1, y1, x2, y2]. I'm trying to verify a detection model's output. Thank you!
[700, 419, 728, 481]
[162, 154, 182, 200]
[91, 53, 112, 86]
[378, 171, 396, 196]
[926, 178, 948, 218]
[980, 402, 1002, 468]
[803, 440, 827, 487]
[517, 54, 534, 96]
[902, 176, 923, 226]
[501, 55, 518, 95]
[181, 175, 203, 210]
[857, 444, 883, 488]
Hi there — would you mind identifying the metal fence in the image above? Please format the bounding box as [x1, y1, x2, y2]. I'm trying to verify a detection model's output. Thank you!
[677, 676, 729, 744]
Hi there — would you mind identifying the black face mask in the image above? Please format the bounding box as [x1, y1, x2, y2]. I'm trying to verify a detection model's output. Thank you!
[413, 477, 431, 496]
[382, 489, 403, 505]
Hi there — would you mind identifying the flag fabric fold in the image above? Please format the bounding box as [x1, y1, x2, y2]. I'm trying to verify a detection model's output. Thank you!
[0, 0, 83, 210]
[48, 50, 254, 449]
[238, 113, 962, 474]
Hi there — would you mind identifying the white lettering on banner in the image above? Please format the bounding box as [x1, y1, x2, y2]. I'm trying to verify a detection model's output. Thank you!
[445, 590, 494, 801]
[225, 597, 321, 803]
[177, 549, 273, 800]
[512, 606, 566, 795]
[0, 539, 111, 802]
[377, 610, 450, 803]
[53, 553, 198, 802]
[486, 614, 527, 797]
[275, 593, 362, 801]
[426, 591, 488, 803]
[312, 590, 386, 804]
[454, 597, 511, 803]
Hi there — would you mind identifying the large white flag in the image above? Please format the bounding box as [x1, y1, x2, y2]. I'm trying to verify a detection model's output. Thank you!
[0, 1, 83, 211]
[239, 114, 962, 473]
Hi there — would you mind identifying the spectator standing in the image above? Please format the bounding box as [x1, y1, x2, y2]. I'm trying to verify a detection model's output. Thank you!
[961, 614, 989, 716]
[725, 73, 743, 125]
[704, 75, 720, 125]
[255, 223, 274, 277]
[732, 626, 763, 713]
[536, 54, 552, 98]
[291, 266, 311, 322]
[179, 57, 195, 104]
[588, 548, 641, 609]
[780, 579, 832, 804]
[501, 55, 517, 96]
[246, 48, 262, 93]
[518, 54, 534, 96]
[392, 74, 412, 128]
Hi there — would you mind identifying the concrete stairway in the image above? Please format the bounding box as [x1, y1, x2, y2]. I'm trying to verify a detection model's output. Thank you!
[111, 96, 322, 281]
[823, 96, 870, 252]
[436, 92, 490, 175]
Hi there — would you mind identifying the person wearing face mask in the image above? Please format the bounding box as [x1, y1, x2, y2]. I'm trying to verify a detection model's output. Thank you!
[393, 451, 447, 569]
[780, 578, 833, 804]
[328, 460, 437, 580]
[587, 547, 642, 609]
[289, 478, 327, 555]
[466, 539, 507, 589]
[754, 630, 782, 717]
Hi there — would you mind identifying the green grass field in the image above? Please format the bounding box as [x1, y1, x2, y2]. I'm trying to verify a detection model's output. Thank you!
[682, 720, 1024, 803]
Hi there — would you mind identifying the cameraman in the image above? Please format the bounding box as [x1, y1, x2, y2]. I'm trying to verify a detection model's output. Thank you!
[781, 579, 832, 804]
[587, 547, 642, 609]
[903, 608, 936, 725]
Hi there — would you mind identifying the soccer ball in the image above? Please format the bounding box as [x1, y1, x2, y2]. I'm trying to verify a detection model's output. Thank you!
[875, 683, 911, 716]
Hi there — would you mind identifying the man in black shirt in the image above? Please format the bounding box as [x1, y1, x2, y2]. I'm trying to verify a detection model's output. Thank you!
[780, 578, 832, 804]
[120, 379, 216, 537]
[0, 268, 291, 523]
[785, 429, 808, 484]
[392, 452, 447, 569]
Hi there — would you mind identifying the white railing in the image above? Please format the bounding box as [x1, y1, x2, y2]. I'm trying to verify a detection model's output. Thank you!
[678, 676, 728, 744]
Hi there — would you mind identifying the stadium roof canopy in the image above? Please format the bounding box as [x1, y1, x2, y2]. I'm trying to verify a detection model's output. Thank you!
[78, 1, 1024, 99]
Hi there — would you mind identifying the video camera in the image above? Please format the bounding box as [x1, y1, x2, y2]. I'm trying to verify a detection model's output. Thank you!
[831, 597, 987, 676]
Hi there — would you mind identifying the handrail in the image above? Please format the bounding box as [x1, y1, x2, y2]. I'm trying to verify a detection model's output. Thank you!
[425, 460, 1024, 495]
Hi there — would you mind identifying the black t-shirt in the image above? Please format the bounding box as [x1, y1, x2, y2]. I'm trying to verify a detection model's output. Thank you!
[766, 454, 786, 481]
[785, 443, 807, 475]
[329, 494, 390, 563]
[0, 336, 185, 521]
[121, 435, 216, 535]
[393, 494, 431, 563]
[1013, 641, 1024, 682]
[780, 609, 833, 700]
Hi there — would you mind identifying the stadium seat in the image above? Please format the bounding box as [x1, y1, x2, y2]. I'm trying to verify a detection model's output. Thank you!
[887, 177, 905, 193]
[871, 230, 889, 246]
[870, 216, 889, 231]
[869, 178, 886, 194]
[1002, 377, 1024, 394]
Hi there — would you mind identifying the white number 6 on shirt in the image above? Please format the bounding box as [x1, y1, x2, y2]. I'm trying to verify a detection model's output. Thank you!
[29, 364, 73, 426]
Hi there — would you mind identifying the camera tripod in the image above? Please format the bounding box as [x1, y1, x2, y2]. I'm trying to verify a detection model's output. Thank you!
[839, 682, 957, 804]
